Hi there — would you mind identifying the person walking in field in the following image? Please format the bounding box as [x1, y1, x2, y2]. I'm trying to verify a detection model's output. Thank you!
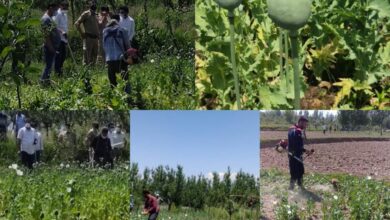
[75, 0, 99, 66]
[40, 3, 62, 84]
[119, 6, 135, 47]
[84, 122, 99, 166]
[142, 190, 160, 220]
[32, 122, 43, 163]
[322, 124, 327, 135]
[108, 123, 126, 161]
[14, 112, 26, 139]
[53, 1, 69, 76]
[58, 123, 77, 162]
[102, 14, 131, 93]
[288, 116, 312, 190]
[17, 119, 38, 169]
[98, 6, 111, 63]
[91, 127, 113, 168]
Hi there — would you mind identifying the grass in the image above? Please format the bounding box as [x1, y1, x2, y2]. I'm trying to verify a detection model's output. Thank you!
[0, 163, 130, 220]
[260, 169, 390, 219]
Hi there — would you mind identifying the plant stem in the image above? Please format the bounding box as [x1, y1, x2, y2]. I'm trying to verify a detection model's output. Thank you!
[228, 10, 241, 110]
[290, 30, 301, 109]
[284, 30, 289, 92]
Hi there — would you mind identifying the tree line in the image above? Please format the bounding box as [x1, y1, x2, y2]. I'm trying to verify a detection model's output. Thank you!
[261, 110, 390, 132]
[130, 163, 260, 213]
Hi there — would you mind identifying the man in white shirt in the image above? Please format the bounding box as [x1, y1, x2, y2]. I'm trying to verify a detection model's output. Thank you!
[108, 123, 126, 161]
[17, 120, 38, 169]
[53, 1, 69, 76]
[119, 6, 135, 46]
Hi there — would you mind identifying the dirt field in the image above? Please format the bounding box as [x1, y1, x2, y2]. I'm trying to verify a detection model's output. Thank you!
[261, 141, 390, 180]
[261, 130, 390, 141]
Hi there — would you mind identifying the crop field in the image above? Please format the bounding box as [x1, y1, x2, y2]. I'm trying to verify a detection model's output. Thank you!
[196, 0, 390, 109]
[260, 129, 390, 219]
[0, 1, 195, 110]
[260, 169, 390, 219]
[0, 164, 130, 220]
[131, 206, 260, 220]
[261, 140, 390, 180]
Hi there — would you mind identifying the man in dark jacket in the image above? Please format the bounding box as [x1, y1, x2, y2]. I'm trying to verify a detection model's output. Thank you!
[288, 116, 311, 190]
[91, 127, 113, 168]
[102, 14, 131, 93]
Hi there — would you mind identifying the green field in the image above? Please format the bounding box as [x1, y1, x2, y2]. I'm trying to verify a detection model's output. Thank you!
[0, 164, 130, 220]
[131, 206, 260, 220]
[260, 169, 390, 219]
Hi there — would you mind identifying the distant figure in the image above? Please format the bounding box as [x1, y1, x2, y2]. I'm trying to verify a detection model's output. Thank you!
[98, 6, 111, 63]
[58, 123, 77, 162]
[53, 1, 69, 76]
[119, 6, 135, 47]
[17, 120, 38, 169]
[91, 127, 113, 168]
[14, 112, 26, 138]
[84, 122, 99, 166]
[33, 122, 43, 163]
[40, 3, 61, 84]
[75, 0, 99, 66]
[322, 124, 327, 135]
[142, 190, 160, 220]
[329, 125, 332, 133]
[108, 123, 126, 161]
[0, 112, 7, 141]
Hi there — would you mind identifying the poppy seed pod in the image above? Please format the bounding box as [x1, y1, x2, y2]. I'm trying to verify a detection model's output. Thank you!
[215, 0, 242, 11]
[267, 0, 312, 30]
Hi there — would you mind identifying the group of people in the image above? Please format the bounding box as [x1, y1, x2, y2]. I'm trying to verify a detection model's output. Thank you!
[40, 0, 137, 95]
[11, 112, 126, 169]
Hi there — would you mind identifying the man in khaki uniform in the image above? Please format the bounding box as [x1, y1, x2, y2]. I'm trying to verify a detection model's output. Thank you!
[74, 0, 99, 66]
[84, 122, 99, 166]
[58, 123, 77, 162]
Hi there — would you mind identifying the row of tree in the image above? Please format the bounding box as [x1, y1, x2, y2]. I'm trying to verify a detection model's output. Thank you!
[261, 110, 390, 132]
[130, 164, 260, 212]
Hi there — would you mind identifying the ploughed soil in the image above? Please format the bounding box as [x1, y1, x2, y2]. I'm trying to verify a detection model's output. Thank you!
[261, 141, 390, 180]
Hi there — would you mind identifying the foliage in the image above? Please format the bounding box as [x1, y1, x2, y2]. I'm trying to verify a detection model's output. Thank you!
[130, 164, 260, 218]
[0, 111, 130, 164]
[261, 169, 390, 219]
[196, 0, 390, 109]
[0, 164, 130, 219]
[0, 0, 195, 110]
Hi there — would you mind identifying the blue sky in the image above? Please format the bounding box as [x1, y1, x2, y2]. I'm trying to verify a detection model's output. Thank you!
[130, 111, 260, 178]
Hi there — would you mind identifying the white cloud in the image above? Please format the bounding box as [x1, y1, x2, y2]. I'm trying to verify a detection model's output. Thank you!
[206, 172, 237, 181]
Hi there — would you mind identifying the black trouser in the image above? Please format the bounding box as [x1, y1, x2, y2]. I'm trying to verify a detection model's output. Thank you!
[289, 154, 304, 185]
[35, 150, 42, 163]
[149, 212, 159, 220]
[107, 60, 130, 94]
[21, 151, 35, 169]
[94, 152, 113, 168]
[55, 41, 67, 75]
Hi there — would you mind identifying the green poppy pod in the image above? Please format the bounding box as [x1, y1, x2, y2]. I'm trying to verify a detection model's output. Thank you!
[215, 0, 242, 11]
[267, 0, 312, 30]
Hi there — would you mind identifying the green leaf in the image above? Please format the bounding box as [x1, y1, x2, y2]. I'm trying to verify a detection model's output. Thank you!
[0, 4, 7, 16]
[368, 0, 390, 19]
[0, 46, 12, 59]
